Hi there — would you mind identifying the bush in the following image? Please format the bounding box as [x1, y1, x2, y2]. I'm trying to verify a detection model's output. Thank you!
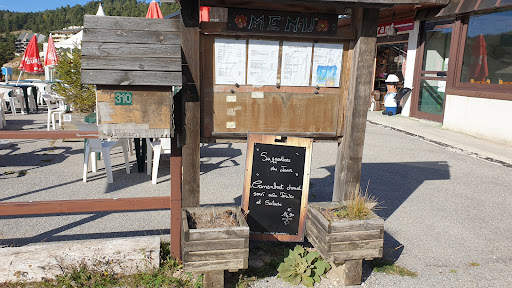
[52, 44, 96, 114]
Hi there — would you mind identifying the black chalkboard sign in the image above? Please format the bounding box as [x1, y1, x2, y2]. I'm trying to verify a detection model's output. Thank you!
[242, 134, 313, 242]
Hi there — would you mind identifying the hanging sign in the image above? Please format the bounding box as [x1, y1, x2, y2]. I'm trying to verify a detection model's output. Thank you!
[242, 134, 313, 242]
[227, 8, 337, 36]
[377, 18, 414, 36]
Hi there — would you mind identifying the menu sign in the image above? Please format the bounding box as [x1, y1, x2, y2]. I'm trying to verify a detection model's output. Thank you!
[242, 134, 313, 242]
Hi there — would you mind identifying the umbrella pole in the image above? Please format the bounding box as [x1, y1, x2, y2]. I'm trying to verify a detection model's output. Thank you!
[16, 70, 23, 85]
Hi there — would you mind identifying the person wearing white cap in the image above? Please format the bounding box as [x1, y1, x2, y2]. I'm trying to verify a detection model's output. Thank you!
[382, 74, 400, 116]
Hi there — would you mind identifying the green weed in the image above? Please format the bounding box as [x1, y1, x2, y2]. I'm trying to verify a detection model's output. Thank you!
[370, 259, 418, 277]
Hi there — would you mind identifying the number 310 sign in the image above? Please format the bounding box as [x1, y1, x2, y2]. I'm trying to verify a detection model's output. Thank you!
[115, 91, 133, 105]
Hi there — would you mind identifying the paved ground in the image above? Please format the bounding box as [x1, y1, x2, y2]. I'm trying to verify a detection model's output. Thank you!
[1, 109, 512, 287]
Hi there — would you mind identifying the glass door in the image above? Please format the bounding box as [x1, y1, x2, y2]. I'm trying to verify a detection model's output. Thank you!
[412, 20, 453, 122]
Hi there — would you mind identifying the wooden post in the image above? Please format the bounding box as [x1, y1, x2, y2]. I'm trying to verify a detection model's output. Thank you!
[182, 101, 200, 207]
[333, 7, 379, 201]
[170, 136, 182, 260]
[203, 270, 224, 288]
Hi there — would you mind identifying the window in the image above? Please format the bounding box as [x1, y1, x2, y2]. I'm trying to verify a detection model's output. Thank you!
[460, 9, 512, 85]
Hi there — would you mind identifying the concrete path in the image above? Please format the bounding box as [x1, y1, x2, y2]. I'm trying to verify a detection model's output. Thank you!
[1, 109, 512, 287]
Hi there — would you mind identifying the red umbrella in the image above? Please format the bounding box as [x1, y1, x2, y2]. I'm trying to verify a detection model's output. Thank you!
[44, 34, 58, 67]
[470, 34, 489, 82]
[19, 35, 44, 74]
[146, 0, 163, 19]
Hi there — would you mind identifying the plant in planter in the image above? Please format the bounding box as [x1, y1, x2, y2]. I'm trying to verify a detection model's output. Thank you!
[181, 206, 249, 273]
[305, 185, 384, 285]
[277, 245, 331, 287]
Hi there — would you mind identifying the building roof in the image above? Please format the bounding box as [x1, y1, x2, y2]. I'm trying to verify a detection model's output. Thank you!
[16, 33, 45, 43]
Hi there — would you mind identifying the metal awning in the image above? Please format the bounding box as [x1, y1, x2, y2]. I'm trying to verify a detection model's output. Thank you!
[417, 0, 512, 18]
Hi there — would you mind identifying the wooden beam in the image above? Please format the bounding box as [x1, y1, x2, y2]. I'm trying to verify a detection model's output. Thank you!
[81, 70, 181, 86]
[333, 7, 379, 201]
[170, 137, 183, 260]
[83, 15, 180, 32]
[0, 131, 99, 139]
[0, 197, 171, 216]
[182, 102, 201, 207]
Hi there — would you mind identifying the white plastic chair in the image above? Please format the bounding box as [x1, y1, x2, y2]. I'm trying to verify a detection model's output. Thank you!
[0, 87, 24, 116]
[0, 97, 5, 129]
[146, 138, 172, 184]
[79, 124, 131, 183]
[41, 93, 66, 130]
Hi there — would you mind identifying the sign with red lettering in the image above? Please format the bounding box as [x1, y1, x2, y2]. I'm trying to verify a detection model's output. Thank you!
[377, 18, 414, 36]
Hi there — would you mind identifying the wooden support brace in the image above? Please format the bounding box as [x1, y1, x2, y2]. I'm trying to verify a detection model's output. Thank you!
[328, 259, 363, 286]
[170, 136, 182, 260]
[203, 270, 224, 288]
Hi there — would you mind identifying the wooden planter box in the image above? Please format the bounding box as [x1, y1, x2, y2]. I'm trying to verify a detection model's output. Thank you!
[306, 202, 384, 264]
[181, 206, 249, 272]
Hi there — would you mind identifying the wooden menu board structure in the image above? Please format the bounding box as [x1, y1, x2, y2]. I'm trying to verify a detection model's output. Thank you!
[81, 15, 182, 138]
[242, 134, 313, 242]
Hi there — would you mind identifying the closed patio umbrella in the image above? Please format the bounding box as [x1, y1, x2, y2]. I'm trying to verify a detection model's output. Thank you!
[18, 35, 43, 84]
[470, 34, 489, 82]
[146, 0, 163, 19]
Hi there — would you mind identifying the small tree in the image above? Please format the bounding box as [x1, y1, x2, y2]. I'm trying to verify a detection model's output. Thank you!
[52, 44, 96, 114]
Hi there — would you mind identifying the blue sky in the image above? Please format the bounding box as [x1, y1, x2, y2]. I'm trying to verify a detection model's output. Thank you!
[0, 0, 155, 13]
[0, 1, 91, 12]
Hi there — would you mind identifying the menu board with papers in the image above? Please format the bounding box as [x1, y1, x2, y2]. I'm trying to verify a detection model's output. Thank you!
[215, 38, 247, 85]
[280, 42, 313, 87]
[247, 40, 280, 86]
[311, 43, 344, 87]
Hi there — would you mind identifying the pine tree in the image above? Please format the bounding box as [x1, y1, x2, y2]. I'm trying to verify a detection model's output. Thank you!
[52, 45, 96, 114]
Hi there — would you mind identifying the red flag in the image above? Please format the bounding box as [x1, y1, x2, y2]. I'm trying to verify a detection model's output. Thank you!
[470, 34, 489, 82]
[44, 34, 58, 67]
[19, 35, 43, 73]
[200, 6, 210, 22]
[146, 0, 163, 19]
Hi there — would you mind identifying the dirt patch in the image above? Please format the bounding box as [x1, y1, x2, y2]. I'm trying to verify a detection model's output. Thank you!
[186, 208, 238, 229]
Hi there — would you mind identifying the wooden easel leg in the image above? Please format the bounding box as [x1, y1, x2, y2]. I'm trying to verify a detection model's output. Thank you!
[329, 259, 363, 286]
[203, 270, 224, 288]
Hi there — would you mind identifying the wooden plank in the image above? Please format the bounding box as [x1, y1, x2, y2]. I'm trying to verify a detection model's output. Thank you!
[183, 238, 248, 252]
[330, 219, 384, 233]
[181, 17, 201, 89]
[82, 70, 181, 86]
[327, 230, 383, 242]
[333, 7, 379, 201]
[183, 248, 249, 262]
[170, 138, 182, 260]
[82, 42, 181, 58]
[184, 259, 247, 272]
[84, 28, 181, 45]
[0, 131, 99, 139]
[188, 227, 249, 241]
[0, 236, 160, 283]
[329, 239, 383, 252]
[307, 204, 332, 233]
[182, 102, 201, 207]
[305, 217, 329, 257]
[82, 56, 181, 71]
[84, 15, 180, 32]
[0, 197, 170, 216]
[331, 248, 383, 263]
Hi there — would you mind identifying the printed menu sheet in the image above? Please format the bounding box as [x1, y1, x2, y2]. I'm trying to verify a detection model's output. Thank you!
[214, 38, 246, 85]
[280, 42, 313, 86]
[247, 40, 280, 86]
[311, 43, 344, 87]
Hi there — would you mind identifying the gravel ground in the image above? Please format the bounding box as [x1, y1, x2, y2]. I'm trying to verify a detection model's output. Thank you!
[1, 109, 512, 287]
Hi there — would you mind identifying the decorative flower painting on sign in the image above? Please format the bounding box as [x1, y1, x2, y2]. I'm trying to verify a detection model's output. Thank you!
[235, 14, 248, 28]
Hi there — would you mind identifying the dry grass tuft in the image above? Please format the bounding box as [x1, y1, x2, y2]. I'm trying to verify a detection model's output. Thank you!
[187, 207, 238, 229]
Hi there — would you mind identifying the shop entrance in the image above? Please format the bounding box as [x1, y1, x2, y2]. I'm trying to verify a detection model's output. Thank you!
[411, 19, 453, 122]
[374, 40, 408, 108]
